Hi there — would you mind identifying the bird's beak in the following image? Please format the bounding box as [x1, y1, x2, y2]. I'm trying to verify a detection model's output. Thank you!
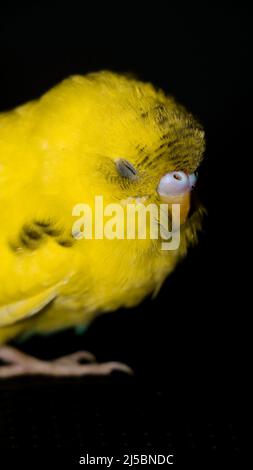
[157, 171, 197, 225]
[159, 192, 191, 225]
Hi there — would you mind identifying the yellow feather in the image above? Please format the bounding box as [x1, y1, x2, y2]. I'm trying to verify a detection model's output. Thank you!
[0, 71, 205, 343]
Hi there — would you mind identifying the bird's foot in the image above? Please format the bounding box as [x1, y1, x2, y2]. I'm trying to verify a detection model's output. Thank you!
[0, 345, 132, 378]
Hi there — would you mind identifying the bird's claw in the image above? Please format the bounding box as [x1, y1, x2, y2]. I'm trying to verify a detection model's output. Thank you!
[0, 346, 133, 378]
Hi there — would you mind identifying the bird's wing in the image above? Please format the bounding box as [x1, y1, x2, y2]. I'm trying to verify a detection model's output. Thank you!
[0, 221, 77, 328]
[0, 280, 69, 328]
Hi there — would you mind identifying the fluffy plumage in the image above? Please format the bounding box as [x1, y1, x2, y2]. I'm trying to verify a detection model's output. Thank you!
[0, 71, 205, 344]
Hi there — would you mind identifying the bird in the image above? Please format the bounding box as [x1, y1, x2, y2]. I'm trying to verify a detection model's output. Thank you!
[0, 71, 205, 377]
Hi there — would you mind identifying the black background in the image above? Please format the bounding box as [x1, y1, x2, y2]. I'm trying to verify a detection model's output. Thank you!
[0, 5, 251, 466]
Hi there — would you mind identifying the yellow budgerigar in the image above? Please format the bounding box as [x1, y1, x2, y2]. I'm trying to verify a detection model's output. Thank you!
[0, 71, 205, 377]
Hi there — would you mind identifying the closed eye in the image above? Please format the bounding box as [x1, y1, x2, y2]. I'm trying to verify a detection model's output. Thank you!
[115, 159, 138, 180]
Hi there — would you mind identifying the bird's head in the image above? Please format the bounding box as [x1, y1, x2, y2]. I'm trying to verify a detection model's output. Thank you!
[70, 72, 205, 244]
[42, 71, 205, 252]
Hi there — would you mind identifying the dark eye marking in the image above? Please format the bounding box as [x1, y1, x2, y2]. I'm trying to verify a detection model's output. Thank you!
[115, 159, 138, 180]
